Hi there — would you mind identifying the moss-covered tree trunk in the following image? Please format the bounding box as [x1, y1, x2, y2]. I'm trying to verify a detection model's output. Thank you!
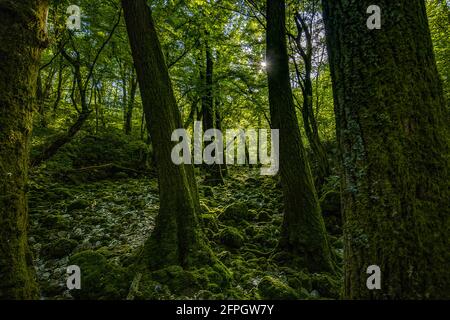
[0, 0, 48, 299]
[201, 43, 225, 185]
[122, 0, 211, 269]
[266, 0, 333, 272]
[322, 0, 450, 299]
[124, 71, 137, 135]
[292, 12, 331, 191]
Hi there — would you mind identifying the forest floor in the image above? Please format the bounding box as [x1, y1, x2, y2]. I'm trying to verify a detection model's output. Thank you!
[28, 131, 343, 300]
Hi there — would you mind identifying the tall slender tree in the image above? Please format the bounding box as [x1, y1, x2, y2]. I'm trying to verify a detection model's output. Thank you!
[201, 42, 225, 184]
[124, 70, 138, 135]
[288, 3, 331, 190]
[266, 0, 333, 272]
[322, 0, 450, 299]
[122, 0, 211, 269]
[0, 0, 49, 299]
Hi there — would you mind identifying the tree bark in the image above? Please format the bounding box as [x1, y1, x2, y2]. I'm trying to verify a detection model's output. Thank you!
[266, 0, 333, 272]
[291, 12, 331, 191]
[322, 0, 450, 299]
[201, 43, 225, 184]
[122, 0, 211, 269]
[124, 70, 137, 135]
[0, 0, 48, 299]
[52, 56, 65, 117]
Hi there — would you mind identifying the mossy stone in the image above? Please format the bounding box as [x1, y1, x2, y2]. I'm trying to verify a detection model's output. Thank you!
[40, 213, 65, 229]
[203, 186, 214, 197]
[257, 276, 300, 300]
[310, 273, 340, 298]
[199, 213, 218, 231]
[67, 199, 90, 211]
[220, 202, 249, 223]
[41, 238, 78, 259]
[218, 226, 245, 249]
[68, 250, 130, 300]
[257, 210, 271, 222]
[151, 265, 208, 296]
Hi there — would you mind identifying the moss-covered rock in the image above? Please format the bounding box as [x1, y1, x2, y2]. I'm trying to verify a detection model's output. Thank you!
[281, 268, 313, 293]
[150, 265, 207, 296]
[41, 238, 78, 259]
[68, 250, 130, 300]
[257, 276, 300, 300]
[220, 202, 249, 223]
[206, 262, 233, 287]
[310, 273, 341, 298]
[130, 260, 233, 299]
[203, 186, 214, 198]
[218, 226, 245, 249]
[257, 210, 271, 222]
[39, 213, 66, 229]
[67, 199, 90, 211]
[131, 277, 172, 300]
[199, 213, 219, 232]
[245, 177, 261, 187]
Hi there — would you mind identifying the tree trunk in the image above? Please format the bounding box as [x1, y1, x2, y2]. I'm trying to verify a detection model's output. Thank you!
[215, 100, 228, 174]
[0, 0, 48, 299]
[124, 71, 137, 135]
[52, 56, 65, 117]
[201, 43, 225, 184]
[31, 111, 91, 167]
[292, 12, 331, 191]
[121, 68, 128, 133]
[31, 50, 92, 167]
[183, 98, 199, 130]
[36, 72, 47, 127]
[266, 0, 333, 272]
[322, 0, 450, 299]
[122, 0, 211, 269]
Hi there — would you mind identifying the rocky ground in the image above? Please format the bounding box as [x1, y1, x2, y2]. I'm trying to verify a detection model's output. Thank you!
[28, 163, 343, 300]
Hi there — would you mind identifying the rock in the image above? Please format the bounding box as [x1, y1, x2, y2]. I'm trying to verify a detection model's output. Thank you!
[220, 202, 249, 223]
[203, 186, 214, 198]
[53, 187, 73, 199]
[310, 273, 340, 298]
[196, 290, 215, 300]
[258, 276, 299, 300]
[41, 279, 64, 297]
[218, 226, 245, 249]
[257, 210, 271, 222]
[245, 177, 261, 186]
[40, 213, 65, 228]
[68, 250, 130, 300]
[199, 213, 218, 232]
[67, 199, 90, 211]
[151, 265, 207, 296]
[41, 238, 78, 259]
[310, 289, 320, 298]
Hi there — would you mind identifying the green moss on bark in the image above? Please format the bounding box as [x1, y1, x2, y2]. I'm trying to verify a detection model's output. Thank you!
[0, 0, 49, 299]
[266, 0, 334, 273]
[122, 0, 217, 272]
[323, 0, 450, 299]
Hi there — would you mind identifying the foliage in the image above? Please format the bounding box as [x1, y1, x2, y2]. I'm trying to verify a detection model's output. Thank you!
[15, 0, 449, 300]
